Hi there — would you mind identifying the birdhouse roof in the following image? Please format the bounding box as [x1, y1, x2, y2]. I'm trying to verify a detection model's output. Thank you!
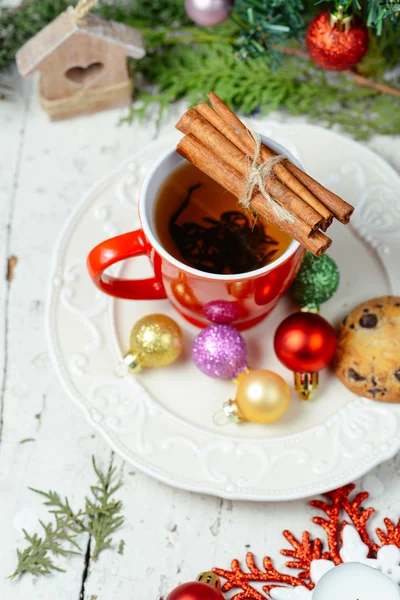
[16, 6, 145, 77]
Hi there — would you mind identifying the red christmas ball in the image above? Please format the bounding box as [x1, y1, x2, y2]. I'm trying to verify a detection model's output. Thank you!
[167, 581, 224, 600]
[274, 312, 337, 373]
[306, 11, 369, 71]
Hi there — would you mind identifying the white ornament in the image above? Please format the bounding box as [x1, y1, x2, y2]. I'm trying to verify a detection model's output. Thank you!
[310, 560, 335, 585]
[270, 586, 312, 600]
[270, 525, 400, 599]
[339, 524, 373, 563]
[312, 562, 400, 599]
[339, 524, 400, 582]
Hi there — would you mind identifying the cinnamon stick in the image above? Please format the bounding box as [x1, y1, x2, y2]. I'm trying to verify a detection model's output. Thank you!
[196, 102, 251, 155]
[207, 92, 334, 228]
[176, 109, 249, 176]
[284, 162, 354, 223]
[207, 92, 353, 225]
[198, 102, 333, 232]
[177, 134, 332, 256]
[177, 109, 322, 233]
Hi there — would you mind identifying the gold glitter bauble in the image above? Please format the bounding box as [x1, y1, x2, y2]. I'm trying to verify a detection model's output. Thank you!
[235, 369, 290, 424]
[128, 314, 183, 371]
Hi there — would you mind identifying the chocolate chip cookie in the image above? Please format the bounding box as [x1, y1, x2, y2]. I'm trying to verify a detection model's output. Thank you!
[335, 296, 400, 402]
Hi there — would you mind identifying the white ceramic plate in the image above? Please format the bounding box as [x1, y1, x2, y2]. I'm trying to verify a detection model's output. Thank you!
[47, 123, 400, 501]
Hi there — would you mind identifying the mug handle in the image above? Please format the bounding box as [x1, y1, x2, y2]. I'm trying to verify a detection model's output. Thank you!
[87, 230, 167, 300]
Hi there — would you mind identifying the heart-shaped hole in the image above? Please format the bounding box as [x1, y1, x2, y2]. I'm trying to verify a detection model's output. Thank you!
[65, 62, 104, 85]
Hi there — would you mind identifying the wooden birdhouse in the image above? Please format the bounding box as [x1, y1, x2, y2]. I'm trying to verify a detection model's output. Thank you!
[16, 4, 145, 120]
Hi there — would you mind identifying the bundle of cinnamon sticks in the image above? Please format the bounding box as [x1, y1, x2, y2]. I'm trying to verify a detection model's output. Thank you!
[175, 92, 354, 256]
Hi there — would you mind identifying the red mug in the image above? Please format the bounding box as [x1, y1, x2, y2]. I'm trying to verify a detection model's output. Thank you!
[87, 137, 304, 330]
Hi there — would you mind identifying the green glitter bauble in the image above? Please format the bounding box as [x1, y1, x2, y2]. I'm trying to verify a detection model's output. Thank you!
[291, 252, 339, 308]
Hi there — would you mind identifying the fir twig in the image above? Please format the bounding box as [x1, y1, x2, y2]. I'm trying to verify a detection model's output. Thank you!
[127, 42, 400, 139]
[0, 0, 399, 137]
[85, 457, 124, 560]
[10, 457, 124, 579]
[9, 517, 82, 579]
[28, 488, 86, 532]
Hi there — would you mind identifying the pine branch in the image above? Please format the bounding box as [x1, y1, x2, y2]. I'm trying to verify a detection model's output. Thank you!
[85, 457, 124, 560]
[1, 0, 399, 137]
[127, 42, 400, 139]
[232, 0, 305, 60]
[9, 516, 81, 579]
[10, 457, 124, 579]
[28, 488, 85, 529]
[366, 0, 400, 33]
[118, 539, 125, 555]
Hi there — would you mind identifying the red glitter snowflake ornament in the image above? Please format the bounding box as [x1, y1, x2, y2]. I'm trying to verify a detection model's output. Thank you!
[213, 484, 400, 599]
[306, 9, 369, 71]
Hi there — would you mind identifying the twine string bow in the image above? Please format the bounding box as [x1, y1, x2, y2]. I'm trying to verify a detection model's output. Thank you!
[240, 128, 295, 224]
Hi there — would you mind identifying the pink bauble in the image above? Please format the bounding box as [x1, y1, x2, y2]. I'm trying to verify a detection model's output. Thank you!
[204, 300, 240, 325]
[192, 324, 247, 379]
[184, 0, 231, 26]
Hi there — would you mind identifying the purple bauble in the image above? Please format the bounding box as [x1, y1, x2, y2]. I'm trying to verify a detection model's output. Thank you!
[192, 324, 247, 379]
[204, 300, 240, 325]
[184, 0, 232, 26]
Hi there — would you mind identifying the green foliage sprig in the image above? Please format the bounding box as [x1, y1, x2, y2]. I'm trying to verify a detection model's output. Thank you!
[367, 0, 400, 33]
[231, 0, 400, 59]
[85, 458, 124, 560]
[128, 42, 400, 139]
[1, 0, 399, 138]
[9, 457, 124, 579]
[232, 0, 306, 61]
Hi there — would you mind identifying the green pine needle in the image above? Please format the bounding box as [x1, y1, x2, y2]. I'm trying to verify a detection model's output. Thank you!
[86, 457, 124, 560]
[10, 457, 124, 579]
[118, 539, 125, 555]
[0, 0, 399, 138]
[127, 42, 400, 139]
[9, 519, 81, 579]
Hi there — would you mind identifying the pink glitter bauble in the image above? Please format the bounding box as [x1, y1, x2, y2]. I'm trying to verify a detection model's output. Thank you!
[192, 324, 247, 379]
[184, 0, 231, 27]
[204, 300, 240, 325]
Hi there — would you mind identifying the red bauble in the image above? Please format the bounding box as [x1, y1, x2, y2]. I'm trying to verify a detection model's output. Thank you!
[167, 581, 224, 600]
[306, 11, 369, 71]
[274, 312, 337, 373]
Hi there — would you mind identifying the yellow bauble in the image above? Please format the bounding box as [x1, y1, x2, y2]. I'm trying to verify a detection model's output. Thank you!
[127, 314, 183, 371]
[235, 369, 290, 424]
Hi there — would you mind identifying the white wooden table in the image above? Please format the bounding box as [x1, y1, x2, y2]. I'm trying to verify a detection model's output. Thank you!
[1, 71, 400, 600]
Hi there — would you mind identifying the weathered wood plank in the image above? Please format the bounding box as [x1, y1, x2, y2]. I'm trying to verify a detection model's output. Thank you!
[0, 72, 159, 600]
[1, 71, 400, 600]
[0, 73, 31, 447]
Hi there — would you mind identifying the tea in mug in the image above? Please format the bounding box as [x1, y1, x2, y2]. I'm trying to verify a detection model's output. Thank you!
[155, 162, 291, 275]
